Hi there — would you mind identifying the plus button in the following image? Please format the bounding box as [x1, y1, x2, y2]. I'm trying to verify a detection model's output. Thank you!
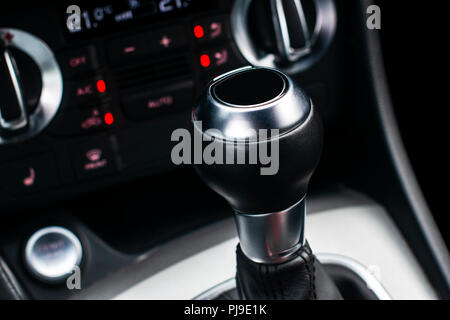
[160, 35, 172, 48]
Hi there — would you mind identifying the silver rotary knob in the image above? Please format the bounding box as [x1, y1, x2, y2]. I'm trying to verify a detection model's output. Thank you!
[24, 226, 83, 283]
[0, 28, 63, 144]
[231, 0, 337, 73]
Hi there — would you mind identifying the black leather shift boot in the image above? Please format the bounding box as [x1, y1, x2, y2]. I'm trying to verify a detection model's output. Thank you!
[236, 241, 343, 300]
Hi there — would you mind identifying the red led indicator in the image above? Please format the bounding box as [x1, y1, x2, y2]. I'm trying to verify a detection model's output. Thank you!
[104, 113, 114, 125]
[96, 80, 106, 93]
[194, 25, 205, 39]
[200, 54, 211, 68]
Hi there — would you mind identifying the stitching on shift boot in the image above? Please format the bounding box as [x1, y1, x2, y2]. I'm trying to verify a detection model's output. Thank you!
[259, 264, 270, 299]
[296, 245, 315, 300]
[310, 254, 317, 300]
[266, 265, 277, 300]
[274, 264, 284, 299]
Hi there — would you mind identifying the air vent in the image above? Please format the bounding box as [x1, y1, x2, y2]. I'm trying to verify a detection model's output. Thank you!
[231, 0, 337, 73]
[114, 55, 191, 91]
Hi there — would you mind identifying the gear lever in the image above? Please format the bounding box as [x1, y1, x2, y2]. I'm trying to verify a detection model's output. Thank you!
[192, 66, 342, 299]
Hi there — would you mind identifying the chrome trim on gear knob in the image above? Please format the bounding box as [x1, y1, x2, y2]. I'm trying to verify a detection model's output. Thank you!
[193, 66, 311, 142]
[234, 198, 306, 264]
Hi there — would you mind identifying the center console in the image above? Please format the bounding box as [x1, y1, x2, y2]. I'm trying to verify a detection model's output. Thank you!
[1, 0, 447, 301]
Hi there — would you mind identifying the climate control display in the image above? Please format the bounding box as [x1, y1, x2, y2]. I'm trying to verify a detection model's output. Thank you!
[65, 0, 213, 36]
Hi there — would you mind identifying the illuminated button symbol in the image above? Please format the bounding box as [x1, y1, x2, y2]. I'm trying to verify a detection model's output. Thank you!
[84, 148, 107, 171]
[81, 109, 103, 130]
[76, 85, 94, 96]
[69, 56, 87, 68]
[23, 168, 35, 187]
[210, 22, 222, 38]
[86, 149, 102, 162]
[147, 96, 173, 109]
[214, 50, 228, 66]
[160, 35, 172, 48]
[123, 46, 136, 54]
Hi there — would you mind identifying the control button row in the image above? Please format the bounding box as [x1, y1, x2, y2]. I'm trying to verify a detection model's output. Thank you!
[121, 80, 194, 121]
[191, 15, 245, 83]
[192, 15, 230, 43]
[65, 77, 108, 108]
[71, 137, 117, 180]
[0, 137, 118, 195]
[198, 46, 244, 82]
[0, 153, 59, 194]
[58, 45, 98, 78]
[108, 25, 188, 65]
[48, 105, 114, 137]
[57, 45, 110, 117]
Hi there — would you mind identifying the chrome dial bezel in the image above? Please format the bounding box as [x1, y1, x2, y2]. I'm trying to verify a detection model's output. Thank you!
[0, 28, 63, 145]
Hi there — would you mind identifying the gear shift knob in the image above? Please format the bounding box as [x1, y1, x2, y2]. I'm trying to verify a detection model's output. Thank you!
[192, 66, 323, 263]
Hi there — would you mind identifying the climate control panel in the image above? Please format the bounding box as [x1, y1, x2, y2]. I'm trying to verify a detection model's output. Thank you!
[0, 0, 337, 210]
[0, 1, 247, 208]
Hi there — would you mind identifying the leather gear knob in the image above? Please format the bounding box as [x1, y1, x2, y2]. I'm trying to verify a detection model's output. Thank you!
[192, 66, 323, 214]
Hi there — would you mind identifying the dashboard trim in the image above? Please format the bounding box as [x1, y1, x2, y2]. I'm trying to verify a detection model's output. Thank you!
[360, 0, 450, 297]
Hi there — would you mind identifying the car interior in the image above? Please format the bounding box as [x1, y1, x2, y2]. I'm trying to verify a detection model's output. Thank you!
[0, 0, 449, 301]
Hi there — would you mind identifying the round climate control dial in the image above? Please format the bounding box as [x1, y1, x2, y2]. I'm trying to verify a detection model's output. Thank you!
[0, 28, 63, 145]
